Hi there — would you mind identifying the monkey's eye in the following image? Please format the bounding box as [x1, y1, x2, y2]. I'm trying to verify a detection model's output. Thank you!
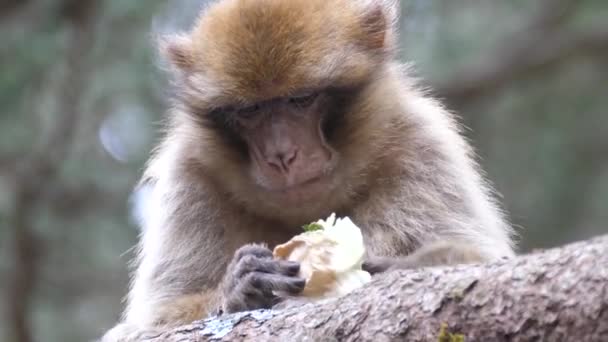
[289, 92, 319, 108]
[236, 103, 261, 120]
[207, 106, 236, 121]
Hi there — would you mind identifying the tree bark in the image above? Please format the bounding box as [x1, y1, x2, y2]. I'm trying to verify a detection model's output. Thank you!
[145, 235, 608, 341]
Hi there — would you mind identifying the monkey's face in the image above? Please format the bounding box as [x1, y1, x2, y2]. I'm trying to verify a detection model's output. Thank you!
[163, 0, 397, 221]
[237, 94, 334, 197]
[208, 91, 346, 204]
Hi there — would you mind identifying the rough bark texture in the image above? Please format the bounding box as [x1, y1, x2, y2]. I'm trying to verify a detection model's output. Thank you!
[148, 235, 608, 341]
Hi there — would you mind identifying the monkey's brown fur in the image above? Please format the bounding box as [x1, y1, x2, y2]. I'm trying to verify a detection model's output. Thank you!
[103, 0, 514, 340]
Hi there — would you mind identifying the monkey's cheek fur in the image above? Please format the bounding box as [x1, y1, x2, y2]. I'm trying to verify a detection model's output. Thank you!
[273, 214, 371, 299]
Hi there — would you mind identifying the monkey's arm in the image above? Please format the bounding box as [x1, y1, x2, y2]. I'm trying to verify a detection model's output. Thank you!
[362, 240, 492, 274]
[152, 291, 221, 324]
[356, 139, 515, 274]
[103, 178, 230, 342]
[102, 290, 221, 342]
[106, 169, 305, 342]
[115, 178, 233, 330]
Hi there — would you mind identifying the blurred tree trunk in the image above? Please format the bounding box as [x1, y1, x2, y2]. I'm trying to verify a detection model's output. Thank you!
[5, 2, 99, 342]
[0, 0, 27, 15]
[436, 0, 608, 109]
[149, 235, 608, 341]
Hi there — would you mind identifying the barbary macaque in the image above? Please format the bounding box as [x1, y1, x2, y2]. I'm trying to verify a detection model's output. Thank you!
[103, 0, 514, 340]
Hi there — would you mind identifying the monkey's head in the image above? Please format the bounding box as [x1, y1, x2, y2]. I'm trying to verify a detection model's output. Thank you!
[162, 0, 402, 224]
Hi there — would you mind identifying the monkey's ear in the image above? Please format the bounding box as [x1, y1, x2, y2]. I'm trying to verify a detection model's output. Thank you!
[359, 0, 400, 52]
[160, 35, 195, 71]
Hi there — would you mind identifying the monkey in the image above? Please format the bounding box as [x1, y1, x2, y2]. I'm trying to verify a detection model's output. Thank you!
[103, 0, 515, 340]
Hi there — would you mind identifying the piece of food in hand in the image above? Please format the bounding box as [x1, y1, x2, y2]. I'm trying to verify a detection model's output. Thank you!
[273, 213, 371, 299]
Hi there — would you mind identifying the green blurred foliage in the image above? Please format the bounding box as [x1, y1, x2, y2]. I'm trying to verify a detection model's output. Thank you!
[0, 0, 606, 341]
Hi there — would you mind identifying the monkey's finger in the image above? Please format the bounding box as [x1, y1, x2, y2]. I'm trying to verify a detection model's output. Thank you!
[234, 243, 273, 261]
[226, 284, 275, 312]
[236, 256, 299, 277]
[247, 272, 306, 294]
[269, 260, 300, 276]
[362, 257, 393, 274]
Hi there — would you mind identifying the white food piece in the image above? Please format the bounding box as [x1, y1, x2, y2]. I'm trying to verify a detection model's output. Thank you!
[273, 213, 371, 299]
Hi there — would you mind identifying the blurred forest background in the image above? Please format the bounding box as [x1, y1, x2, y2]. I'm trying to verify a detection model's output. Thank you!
[0, 0, 606, 341]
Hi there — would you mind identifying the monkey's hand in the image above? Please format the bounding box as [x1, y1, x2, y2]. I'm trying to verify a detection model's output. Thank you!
[220, 244, 306, 313]
[363, 241, 487, 275]
[361, 256, 399, 274]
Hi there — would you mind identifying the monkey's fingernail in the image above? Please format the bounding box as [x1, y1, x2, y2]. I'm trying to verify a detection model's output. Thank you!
[286, 262, 300, 273]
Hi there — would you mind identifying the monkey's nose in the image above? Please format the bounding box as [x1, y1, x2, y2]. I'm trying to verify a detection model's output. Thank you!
[267, 149, 298, 173]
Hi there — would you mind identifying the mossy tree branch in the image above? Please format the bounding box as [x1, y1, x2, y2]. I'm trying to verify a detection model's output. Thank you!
[144, 235, 608, 341]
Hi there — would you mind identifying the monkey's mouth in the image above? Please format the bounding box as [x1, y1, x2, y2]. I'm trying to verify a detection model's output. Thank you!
[283, 175, 324, 191]
[273, 175, 324, 193]
[263, 174, 333, 203]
